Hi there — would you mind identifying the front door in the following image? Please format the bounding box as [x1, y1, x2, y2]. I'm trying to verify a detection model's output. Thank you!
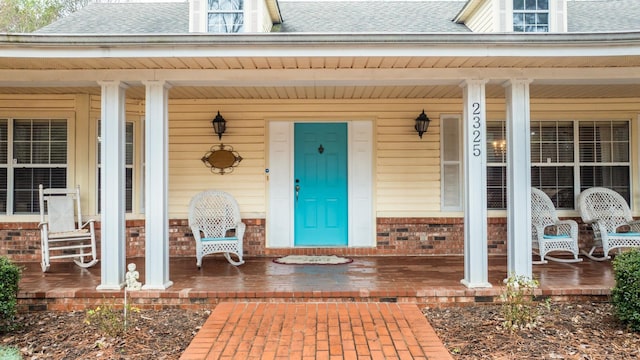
[294, 123, 348, 246]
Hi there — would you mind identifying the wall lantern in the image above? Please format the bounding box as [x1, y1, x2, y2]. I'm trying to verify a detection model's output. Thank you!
[211, 111, 226, 140]
[415, 110, 431, 139]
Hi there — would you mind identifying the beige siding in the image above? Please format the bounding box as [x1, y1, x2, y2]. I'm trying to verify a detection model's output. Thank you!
[464, 0, 496, 33]
[1, 94, 640, 221]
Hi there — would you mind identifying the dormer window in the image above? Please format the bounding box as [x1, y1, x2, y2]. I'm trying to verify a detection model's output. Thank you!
[208, 0, 243, 33]
[513, 0, 549, 32]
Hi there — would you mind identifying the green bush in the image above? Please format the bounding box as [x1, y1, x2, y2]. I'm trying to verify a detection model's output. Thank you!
[0, 345, 22, 360]
[0, 256, 21, 333]
[612, 248, 640, 332]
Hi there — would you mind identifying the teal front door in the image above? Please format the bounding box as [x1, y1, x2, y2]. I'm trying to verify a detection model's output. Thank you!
[294, 123, 348, 246]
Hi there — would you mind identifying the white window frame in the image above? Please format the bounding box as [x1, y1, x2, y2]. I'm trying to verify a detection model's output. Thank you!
[207, 0, 244, 33]
[0, 117, 70, 215]
[512, 0, 550, 32]
[440, 114, 464, 211]
[486, 119, 631, 210]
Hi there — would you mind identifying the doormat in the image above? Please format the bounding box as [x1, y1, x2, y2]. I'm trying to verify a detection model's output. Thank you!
[273, 255, 353, 265]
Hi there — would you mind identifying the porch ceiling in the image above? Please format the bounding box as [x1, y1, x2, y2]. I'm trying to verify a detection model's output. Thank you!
[2, 32, 640, 100]
[1, 55, 640, 71]
[1, 84, 639, 99]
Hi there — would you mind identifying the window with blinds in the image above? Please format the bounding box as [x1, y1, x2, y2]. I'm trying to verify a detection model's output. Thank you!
[97, 121, 134, 213]
[5, 119, 68, 214]
[486, 119, 631, 210]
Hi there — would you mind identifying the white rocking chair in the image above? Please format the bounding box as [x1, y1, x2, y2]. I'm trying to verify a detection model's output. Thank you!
[188, 190, 245, 268]
[38, 185, 98, 272]
[530, 187, 582, 264]
[578, 187, 640, 261]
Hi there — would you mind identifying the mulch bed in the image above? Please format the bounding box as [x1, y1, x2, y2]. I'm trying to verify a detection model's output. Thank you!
[424, 302, 640, 359]
[1, 302, 639, 359]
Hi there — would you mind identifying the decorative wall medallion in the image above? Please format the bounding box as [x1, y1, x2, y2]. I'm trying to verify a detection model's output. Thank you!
[201, 144, 243, 175]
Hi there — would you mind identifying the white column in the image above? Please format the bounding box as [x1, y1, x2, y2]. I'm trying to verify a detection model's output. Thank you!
[97, 81, 127, 290]
[505, 79, 533, 278]
[460, 79, 492, 288]
[142, 80, 173, 290]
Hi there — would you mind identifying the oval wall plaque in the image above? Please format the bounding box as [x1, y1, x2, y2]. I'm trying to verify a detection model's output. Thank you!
[201, 144, 243, 175]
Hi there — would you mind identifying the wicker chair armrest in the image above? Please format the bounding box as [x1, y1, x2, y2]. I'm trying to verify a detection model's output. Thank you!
[554, 219, 578, 235]
[80, 218, 96, 230]
[627, 219, 640, 232]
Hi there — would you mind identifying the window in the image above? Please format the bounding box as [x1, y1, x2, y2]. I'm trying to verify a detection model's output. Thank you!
[97, 121, 134, 213]
[207, 0, 243, 33]
[441, 115, 463, 211]
[487, 120, 631, 210]
[0, 118, 67, 214]
[513, 0, 549, 32]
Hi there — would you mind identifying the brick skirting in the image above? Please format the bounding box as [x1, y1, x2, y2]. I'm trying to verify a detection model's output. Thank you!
[0, 217, 597, 262]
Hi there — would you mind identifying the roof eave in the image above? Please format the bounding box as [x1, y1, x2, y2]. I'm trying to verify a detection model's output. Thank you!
[3, 31, 640, 47]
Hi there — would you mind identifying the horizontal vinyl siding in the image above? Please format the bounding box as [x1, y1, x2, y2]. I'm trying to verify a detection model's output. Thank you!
[2, 95, 640, 220]
[0, 94, 77, 112]
[167, 99, 451, 218]
[465, 0, 495, 33]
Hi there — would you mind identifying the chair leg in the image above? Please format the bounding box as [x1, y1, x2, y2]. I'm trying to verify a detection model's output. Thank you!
[74, 259, 99, 268]
[224, 252, 245, 266]
[532, 250, 548, 265]
[581, 246, 610, 261]
[542, 254, 582, 263]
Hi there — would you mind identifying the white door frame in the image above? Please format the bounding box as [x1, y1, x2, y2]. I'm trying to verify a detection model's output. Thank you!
[267, 120, 374, 248]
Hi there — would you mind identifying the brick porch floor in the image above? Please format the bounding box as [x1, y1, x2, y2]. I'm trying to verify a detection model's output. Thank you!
[16, 255, 614, 311]
[15, 255, 613, 359]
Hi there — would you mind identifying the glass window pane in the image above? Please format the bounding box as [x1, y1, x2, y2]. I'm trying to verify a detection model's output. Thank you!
[513, 13, 524, 28]
[32, 143, 50, 163]
[50, 142, 67, 163]
[0, 168, 6, 213]
[13, 143, 31, 164]
[32, 121, 49, 141]
[558, 143, 574, 162]
[514, 0, 524, 10]
[612, 142, 629, 162]
[14, 121, 31, 141]
[537, 13, 548, 25]
[612, 122, 629, 141]
[525, 13, 536, 25]
[525, 0, 537, 10]
[441, 119, 459, 161]
[51, 121, 67, 141]
[537, 0, 549, 10]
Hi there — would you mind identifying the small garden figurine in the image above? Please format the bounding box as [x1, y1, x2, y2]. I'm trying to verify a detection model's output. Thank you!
[125, 263, 141, 290]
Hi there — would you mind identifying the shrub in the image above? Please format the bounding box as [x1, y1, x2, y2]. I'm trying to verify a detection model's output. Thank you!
[0, 345, 22, 360]
[611, 248, 640, 332]
[501, 274, 548, 330]
[0, 256, 21, 333]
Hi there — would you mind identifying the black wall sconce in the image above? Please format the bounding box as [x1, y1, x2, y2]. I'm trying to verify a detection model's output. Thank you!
[211, 111, 226, 140]
[415, 110, 431, 139]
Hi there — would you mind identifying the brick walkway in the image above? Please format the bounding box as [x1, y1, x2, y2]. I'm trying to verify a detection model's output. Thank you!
[180, 302, 452, 360]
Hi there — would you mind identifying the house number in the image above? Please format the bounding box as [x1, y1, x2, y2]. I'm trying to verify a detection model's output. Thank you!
[471, 102, 482, 157]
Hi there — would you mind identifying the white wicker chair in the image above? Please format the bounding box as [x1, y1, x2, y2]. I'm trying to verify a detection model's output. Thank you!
[530, 187, 582, 264]
[188, 190, 245, 267]
[577, 187, 640, 261]
[38, 185, 98, 272]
